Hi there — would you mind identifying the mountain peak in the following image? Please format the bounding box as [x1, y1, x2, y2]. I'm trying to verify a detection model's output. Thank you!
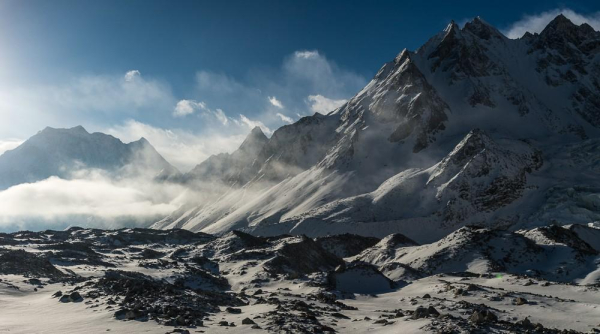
[444, 20, 459, 33]
[537, 14, 598, 50]
[70, 125, 88, 133]
[134, 137, 150, 145]
[540, 14, 578, 36]
[250, 126, 266, 137]
[548, 14, 574, 27]
[393, 48, 411, 64]
[463, 16, 504, 40]
[40, 125, 89, 136]
[238, 126, 269, 155]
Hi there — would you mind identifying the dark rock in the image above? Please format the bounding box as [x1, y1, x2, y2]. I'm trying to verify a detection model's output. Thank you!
[331, 312, 350, 319]
[514, 297, 528, 305]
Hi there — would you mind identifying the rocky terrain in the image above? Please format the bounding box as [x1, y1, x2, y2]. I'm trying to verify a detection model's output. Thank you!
[2, 225, 600, 333]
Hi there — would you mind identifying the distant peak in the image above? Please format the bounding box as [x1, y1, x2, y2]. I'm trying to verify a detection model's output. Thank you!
[539, 13, 598, 44]
[40, 125, 89, 135]
[550, 14, 572, 25]
[134, 137, 150, 144]
[463, 16, 504, 40]
[70, 125, 89, 134]
[250, 126, 265, 136]
[394, 48, 411, 64]
[238, 126, 269, 154]
[444, 20, 460, 35]
[542, 14, 577, 33]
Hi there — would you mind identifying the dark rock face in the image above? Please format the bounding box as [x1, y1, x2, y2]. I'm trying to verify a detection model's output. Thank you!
[263, 236, 344, 276]
[0, 250, 66, 279]
[315, 234, 380, 258]
[94, 270, 243, 325]
[328, 263, 395, 294]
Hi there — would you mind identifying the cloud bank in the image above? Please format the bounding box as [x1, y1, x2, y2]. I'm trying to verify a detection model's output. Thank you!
[0, 169, 193, 231]
[503, 8, 600, 39]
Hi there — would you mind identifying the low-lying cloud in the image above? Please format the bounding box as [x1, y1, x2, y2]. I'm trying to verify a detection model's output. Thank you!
[503, 8, 600, 39]
[0, 170, 192, 231]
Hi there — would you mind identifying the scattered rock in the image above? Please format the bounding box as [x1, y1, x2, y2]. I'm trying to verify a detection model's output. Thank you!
[515, 297, 528, 305]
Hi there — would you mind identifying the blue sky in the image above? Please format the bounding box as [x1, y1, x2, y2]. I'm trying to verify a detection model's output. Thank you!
[0, 0, 599, 170]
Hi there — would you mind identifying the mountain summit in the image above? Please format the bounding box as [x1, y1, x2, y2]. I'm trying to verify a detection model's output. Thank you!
[0, 126, 178, 189]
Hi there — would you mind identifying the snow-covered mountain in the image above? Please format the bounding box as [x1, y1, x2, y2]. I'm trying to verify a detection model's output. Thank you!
[154, 15, 600, 242]
[0, 125, 179, 189]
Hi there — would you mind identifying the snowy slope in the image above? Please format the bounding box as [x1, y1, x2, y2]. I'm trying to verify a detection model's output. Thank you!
[157, 15, 600, 241]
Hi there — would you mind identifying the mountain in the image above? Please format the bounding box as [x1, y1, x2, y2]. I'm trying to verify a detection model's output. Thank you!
[0, 126, 179, 189]
[183, 126, 268, 186]
[154, 15, 600, 243]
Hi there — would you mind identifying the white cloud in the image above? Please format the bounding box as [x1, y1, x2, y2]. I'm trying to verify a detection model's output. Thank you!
[124, 70, 141, 82]
[0, 139, 23, 155]
[214, 109, 229, 125]
[191, 50, 366, 130]
[307, 94, 347, 114]
[106, 120, 246, 172]
[173, 99, 206, 117]
[294, 50, 320, 59]
[0, 175, 179, 219]
[268, 96, 284, 109]
[276, 113, 294, 124]
[503, 9, 600, 39]
[239, 115, 272, 135]
[0, 70, 176, 139]
[173, 99, 230, 126]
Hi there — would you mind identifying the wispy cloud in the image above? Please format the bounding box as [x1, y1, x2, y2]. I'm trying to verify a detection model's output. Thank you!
[191, 50, 366, 129]
[0, 70, 176, 139]
[238, 115, 272, 135]
[173, 99, 205, 117]
[503, 8, 600, 39]
[307, 94, 347, 114]
[124, 70, 141, 82]
[268, 96, 284, 109]
[276, 113, 294, 124]
[294, 50, 319, 59]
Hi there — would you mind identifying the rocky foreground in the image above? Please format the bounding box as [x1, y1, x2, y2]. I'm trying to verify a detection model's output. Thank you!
[1, 226, 600, 333]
